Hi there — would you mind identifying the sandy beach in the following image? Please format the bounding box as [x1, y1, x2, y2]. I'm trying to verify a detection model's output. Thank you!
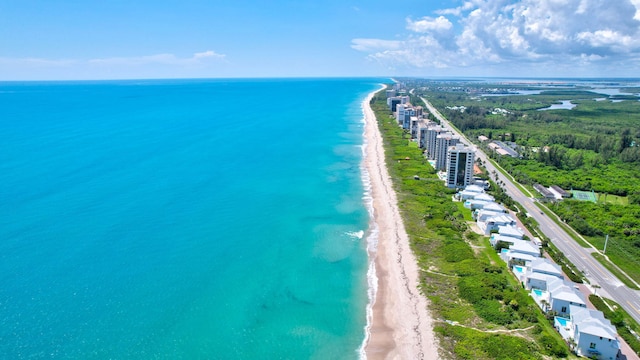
[362, 88, 439, 359]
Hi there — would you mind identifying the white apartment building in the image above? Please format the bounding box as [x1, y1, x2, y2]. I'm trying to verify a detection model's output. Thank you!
[445, 143, 474, 188]
[435, 133, 460, 171]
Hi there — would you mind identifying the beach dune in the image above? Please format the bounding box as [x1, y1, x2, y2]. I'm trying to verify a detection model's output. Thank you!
[362, 88, 439, 360]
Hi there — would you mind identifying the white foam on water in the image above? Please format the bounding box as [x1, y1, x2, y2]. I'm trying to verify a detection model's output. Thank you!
[357, 89, 383, 360]
[345, 230, 365, 240]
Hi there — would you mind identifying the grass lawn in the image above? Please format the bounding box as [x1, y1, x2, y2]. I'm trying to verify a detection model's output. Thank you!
[596, 192, 629, 205]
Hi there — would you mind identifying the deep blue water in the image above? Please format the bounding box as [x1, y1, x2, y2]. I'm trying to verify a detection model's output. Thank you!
[0, 78, 382, 359]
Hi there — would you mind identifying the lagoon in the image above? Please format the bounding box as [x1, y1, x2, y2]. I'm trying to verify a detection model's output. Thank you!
[538, 100, 576, 111]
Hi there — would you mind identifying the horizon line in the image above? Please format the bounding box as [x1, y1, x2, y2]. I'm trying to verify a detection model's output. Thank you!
[1, 75, 640, 83]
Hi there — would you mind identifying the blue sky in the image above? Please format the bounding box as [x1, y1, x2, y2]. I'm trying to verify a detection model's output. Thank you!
[1, 0, 640, 80]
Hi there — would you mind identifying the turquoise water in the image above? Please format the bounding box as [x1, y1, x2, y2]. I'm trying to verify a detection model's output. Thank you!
[514, 265, 524, 273]
[556, 317, 568, 327]
[533, 289, 544, 296]
[0, 78, 382, 359]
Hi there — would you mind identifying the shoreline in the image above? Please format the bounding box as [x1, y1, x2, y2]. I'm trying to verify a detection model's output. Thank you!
[360, 87, 438, 359]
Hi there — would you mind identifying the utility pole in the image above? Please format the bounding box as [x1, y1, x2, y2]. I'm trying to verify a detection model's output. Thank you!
[603, 234, 609, 254]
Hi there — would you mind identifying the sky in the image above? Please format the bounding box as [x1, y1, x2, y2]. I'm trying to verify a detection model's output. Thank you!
[1, 0, 640, 80]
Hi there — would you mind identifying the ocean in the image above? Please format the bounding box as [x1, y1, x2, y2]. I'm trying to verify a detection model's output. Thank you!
[0, 78, 382, 359]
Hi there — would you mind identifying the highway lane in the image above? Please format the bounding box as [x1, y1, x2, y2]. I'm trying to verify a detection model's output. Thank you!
[420, 97, 640, 325]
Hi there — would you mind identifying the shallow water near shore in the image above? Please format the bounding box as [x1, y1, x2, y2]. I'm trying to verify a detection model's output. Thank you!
[0, 78, 381, 358]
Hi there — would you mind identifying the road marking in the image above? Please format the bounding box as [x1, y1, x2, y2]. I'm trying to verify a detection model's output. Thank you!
[627, 301, 640, 314]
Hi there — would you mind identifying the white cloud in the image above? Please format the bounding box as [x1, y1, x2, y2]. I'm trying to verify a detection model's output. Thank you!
[0, 57, 78, 67]
[406, 16, 452, 33]
[436, 1, 476, 16]
[89, 51, 226, 66]
[0, 50, 226, 69]
[631, 0, 640, 20]
[350, 39, 402, 52]
[193, 50, 226, 60]
[352, 0, 640, 75]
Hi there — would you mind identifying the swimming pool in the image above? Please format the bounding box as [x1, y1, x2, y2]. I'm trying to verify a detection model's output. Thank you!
[533, 289, 543, 296]
[556, 317, 569, 327]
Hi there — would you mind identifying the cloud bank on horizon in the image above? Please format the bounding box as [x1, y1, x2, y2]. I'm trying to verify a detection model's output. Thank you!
[352, 0, 640, 77]
[0, 51, 225, 68]
[2, 0, 640, 80]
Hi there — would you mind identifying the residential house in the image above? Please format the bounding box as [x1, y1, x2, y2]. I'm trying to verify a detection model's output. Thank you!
[478, 213, 517, 235]
[497, 225, 524, 239]
[526, 258, 564, 290]
[501, 239, 541, 265]
[556, 305, 620, 360]
[547, 278, 587, 317]
[464, 199, 495, 210]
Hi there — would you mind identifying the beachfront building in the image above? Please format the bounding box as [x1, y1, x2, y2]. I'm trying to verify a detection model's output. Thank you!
[525, 258, 564, 290]
[500, 239, 541, 265]
[387, 97, 401, 112]
[530, 278, 586, 317]
[472, 177, 490, 190]
[473, 193, 495, 203]
[395, 103, 407, 125]
[413, 106, 423, 118]
[482, 202, 507, 214]
[410, 116, 420, 139]
[386, 93, 409, 112]
[457, 184, 485, 200]
[434, 133, 460, 171]
[526, 272, 562, 291]
[445, 144, 474, 188]
[556, 306, 621, 360]
[465, 199, 496, 210]
[490, 225, 525, 247]
[478, 213, 517, 235]
[490, 234, 519, 247]
[396, 103, 417, 130]
[418, 123, 432, 148]
[498, 225, 524, 239]
[424, 125, 444, 160]
[547, 278, 587, 317]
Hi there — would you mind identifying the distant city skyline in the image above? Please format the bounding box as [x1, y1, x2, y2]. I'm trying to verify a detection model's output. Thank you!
[2, 0, 640, 80]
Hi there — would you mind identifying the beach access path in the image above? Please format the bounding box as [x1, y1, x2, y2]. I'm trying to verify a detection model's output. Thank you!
[362, 88, 439, 359]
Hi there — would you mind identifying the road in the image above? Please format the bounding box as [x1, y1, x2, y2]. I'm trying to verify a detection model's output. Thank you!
[421, 97, 640, 326]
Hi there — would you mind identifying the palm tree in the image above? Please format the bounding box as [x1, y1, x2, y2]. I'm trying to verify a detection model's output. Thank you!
[540, 299, 550, 313]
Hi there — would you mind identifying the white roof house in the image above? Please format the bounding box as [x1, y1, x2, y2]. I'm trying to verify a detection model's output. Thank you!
[475, 209, 504, 222]
[473, 193, 495, 202]
[524, 257, 565, 292]
[547, 278, 586, 317]
[526, 272, 561, 291]
[556, 305, 621, 360]
[464, 184, 485, 193]
[500, 239, 540, 265]
[501, 250, 536, 265]
[458, 187, 490, 201]
[479, 214, 517, 235]
[489, 234, 519, 247]
[464, 199, 493, 210]
[498, 225, 524, 239]
[529, 258, 564, 279]
[509, 239, 540, 258]
[483, 202, 507, 213]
